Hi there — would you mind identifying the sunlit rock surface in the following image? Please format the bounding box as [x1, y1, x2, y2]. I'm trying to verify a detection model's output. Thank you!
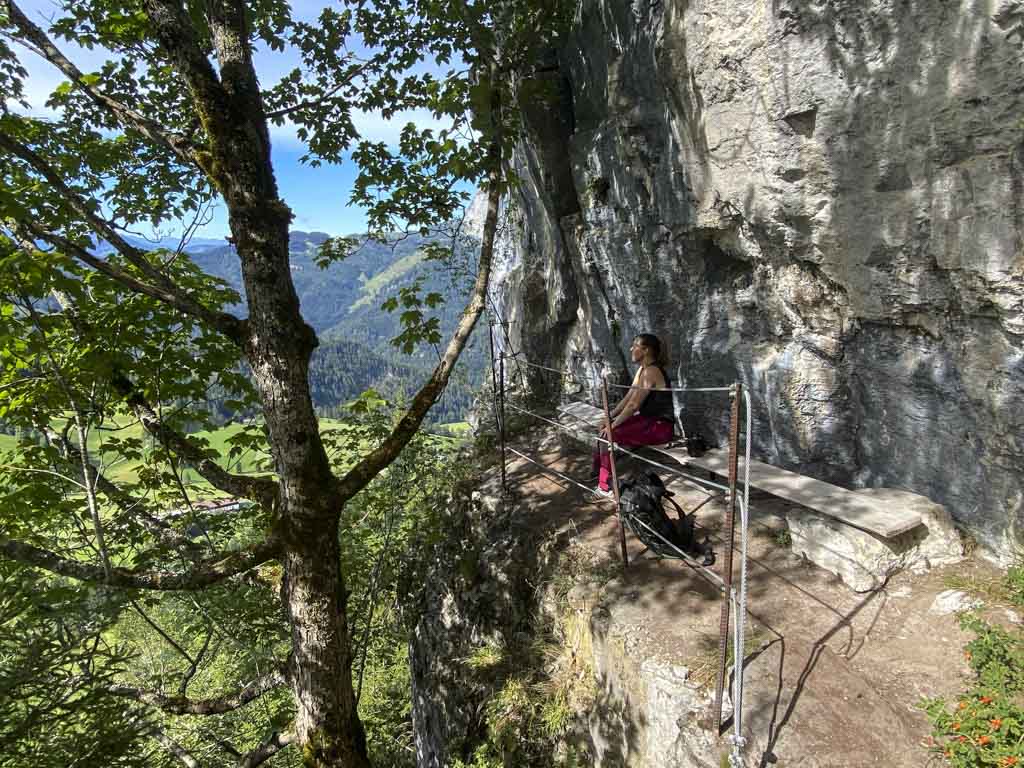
[494, 0, 1024, 560]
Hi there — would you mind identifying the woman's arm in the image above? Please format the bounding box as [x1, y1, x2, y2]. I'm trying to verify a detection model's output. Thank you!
[608, 368, 642, 419]
[607, 368, 659, 428]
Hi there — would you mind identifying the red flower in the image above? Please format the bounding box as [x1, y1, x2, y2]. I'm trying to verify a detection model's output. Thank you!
[951, 722, 961, 731]
[959, 700, 970, 710]
[1002, 757, 1019, 767]
[979, 695, 994, 704]
[978, 735, 991, 745]
[959, 736, 968, 743]
[990, 719, 1002, 729]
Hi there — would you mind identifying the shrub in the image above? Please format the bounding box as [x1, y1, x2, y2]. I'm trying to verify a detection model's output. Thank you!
[922, 613, 1024, 767]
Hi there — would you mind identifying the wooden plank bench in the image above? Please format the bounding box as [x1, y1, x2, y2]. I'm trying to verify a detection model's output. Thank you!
[556, 402, 922, 538]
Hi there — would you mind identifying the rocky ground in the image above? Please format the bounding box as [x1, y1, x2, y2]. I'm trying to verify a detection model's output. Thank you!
[498, 428, 1018, 767]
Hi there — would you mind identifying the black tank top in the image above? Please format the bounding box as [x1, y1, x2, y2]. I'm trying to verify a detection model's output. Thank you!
[638, 365, 675, 425]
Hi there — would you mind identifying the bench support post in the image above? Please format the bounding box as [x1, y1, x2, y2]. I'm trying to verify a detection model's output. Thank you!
[601, 375, 628, 569]
[713, 381, 742, 732]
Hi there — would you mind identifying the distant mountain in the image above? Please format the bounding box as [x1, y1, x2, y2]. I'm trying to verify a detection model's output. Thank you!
[179, 229, 486, 422]
[190, 230, 475, 339]
[92, 234, 227, 256]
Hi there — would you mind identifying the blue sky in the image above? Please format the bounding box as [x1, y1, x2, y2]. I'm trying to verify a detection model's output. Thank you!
[10, 0, 458, 239]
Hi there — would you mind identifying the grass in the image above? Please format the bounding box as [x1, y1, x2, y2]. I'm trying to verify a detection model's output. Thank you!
[0, 433, 20, 453]
[689, 626, 768, 689]
[349, 249, 427, 311]
[773, 527, 793, 548]
[943, 567, 1024, 609]
[466, 644, 506, 673]
[546, 541, 620, 603]
[438, 421, 473, 437]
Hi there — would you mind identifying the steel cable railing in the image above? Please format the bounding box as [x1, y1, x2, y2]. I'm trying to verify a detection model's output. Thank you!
[485, 336, 752, 762]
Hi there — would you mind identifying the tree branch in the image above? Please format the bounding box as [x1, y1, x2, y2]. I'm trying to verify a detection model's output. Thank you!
[130, 598, 196, 668]
[108, 668, 286, 715]
[336, 79, 503, 502]
[65, 228, 241, 341]
[141, 0, 239, 167]
[109, 371, 279, 510]
[0, 140, 246, 343]
[3, 0, 197, 167]
[265, 81, 346, 120]
[179, 625, 213, 697]
[40, 399, 205, 559]
[0, 535, 280, 590]
[152, 729, 203, 768]
[237, 731, 294, 768]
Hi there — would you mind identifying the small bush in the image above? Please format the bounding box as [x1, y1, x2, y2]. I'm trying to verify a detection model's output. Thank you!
[1006, 564, 1024, 607]
[922, 613, 1024, 768]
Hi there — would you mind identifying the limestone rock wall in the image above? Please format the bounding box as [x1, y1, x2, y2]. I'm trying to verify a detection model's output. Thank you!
[497, 0, 1024, 560]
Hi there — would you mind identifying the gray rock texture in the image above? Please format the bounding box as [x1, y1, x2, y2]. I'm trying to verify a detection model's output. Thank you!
[929, 588, 984, 615]
[493, 0, 1024, 561]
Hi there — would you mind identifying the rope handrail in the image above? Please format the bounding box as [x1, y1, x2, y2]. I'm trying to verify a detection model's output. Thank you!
[513, 358, 580, 379]
[505, 447, 597, 497]
[505, 400, 735, 495]
[497, 351, 735, 395]
[603, 379, 734, 394]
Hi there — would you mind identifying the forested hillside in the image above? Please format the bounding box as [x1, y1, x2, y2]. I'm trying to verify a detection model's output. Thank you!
[107, 229, 488, 424]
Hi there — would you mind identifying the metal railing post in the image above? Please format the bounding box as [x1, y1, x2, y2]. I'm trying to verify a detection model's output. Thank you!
[713, 381, 742, 732]
[498, 354, 507, 491]
[488, 320, 502, 434]
[600, 375, 628, 568]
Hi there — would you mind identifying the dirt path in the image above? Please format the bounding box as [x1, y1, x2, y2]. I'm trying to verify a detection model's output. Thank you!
[499, 432, 1010, 767]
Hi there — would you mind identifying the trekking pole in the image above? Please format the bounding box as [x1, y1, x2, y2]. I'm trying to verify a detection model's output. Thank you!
[601, 375, 628, 568]
[713, 381, 742, 732]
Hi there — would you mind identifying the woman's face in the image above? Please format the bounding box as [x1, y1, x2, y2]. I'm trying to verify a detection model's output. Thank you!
[630, 339, 647, 363]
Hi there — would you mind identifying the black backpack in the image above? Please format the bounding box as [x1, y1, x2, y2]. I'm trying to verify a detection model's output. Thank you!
[617, 472, 715, 566]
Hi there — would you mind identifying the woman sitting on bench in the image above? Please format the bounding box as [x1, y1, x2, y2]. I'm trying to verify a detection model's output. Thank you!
[593, 333, 675, 496]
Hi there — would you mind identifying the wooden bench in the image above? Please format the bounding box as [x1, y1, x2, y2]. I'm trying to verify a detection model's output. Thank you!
[557, 402, 921, 538]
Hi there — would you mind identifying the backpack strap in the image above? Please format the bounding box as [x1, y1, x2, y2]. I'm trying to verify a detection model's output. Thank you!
[663, 494, 688, 521]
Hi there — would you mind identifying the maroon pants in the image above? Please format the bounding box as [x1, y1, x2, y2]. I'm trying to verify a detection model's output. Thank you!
[592, 414, 673, 491]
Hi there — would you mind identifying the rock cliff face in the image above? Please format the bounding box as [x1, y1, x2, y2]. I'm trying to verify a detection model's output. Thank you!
[496, 0, 1024, 559]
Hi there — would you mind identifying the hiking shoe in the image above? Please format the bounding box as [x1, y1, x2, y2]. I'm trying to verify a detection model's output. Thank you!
[592, 486, 613, 500]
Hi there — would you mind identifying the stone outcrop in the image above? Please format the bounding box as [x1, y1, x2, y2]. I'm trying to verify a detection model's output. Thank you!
[786, 488, 964, 591]
[493, 0, 1024, 561]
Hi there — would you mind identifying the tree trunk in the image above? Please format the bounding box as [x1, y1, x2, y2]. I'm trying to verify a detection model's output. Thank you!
[237, 209, 370, 768]
[281, 525, 369, 767]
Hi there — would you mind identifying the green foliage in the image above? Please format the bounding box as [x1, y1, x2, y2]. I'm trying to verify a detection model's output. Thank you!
[452, 626, 594, 768]
[0, 0, 577, 763]
[943, 562, 1024, 610]
[326, 396, 471, 767]
[0, 565, 147, 768]
[383, 280, 444, 354]
[1006, 564, 1024, 608]
[922, 611, 1024, 768]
